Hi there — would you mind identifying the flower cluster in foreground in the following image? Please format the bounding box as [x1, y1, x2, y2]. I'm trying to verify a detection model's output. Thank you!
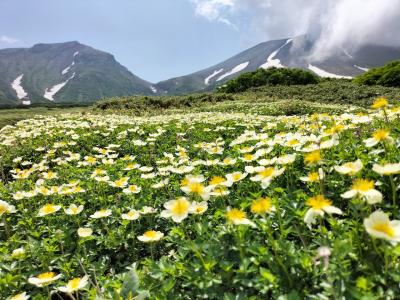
[1, 97, 400, 298]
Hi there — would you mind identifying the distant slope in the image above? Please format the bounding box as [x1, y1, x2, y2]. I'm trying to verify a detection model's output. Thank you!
[0, 41, 155, 106]
[155, 35, 400, 94]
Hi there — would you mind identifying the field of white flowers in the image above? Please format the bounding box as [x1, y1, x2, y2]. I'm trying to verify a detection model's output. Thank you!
[1, 97, 400, 299]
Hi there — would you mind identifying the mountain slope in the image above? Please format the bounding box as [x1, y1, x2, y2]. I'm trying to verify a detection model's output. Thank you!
[156, 35, 400, 94]
[0, 41, 155, 106]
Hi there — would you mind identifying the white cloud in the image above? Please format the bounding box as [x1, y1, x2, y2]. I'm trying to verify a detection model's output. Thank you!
[191, 0, 236, 28]
[0, 35, 19, 44]
[189, 0, 400, 57]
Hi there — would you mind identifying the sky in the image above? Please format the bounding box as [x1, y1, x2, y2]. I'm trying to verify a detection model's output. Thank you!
[1, 0, 400, 83]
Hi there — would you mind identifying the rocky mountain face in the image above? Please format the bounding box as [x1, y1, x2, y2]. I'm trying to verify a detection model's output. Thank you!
[1, 37, 399, 105]
[155, 35, 400, 94]
[0, 41, 155, 106]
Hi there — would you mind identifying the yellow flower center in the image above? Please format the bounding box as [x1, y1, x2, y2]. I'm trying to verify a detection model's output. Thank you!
[244, 154, 254, 160]
[144, 230, 157, 238]
[352, 179, 374, 192]
[196, 206, 206, 214]
[304, 151, 321, 164]
[227, 209, 246, 222]
[373, 129, 389, 141]
[306, 195, 332, 210]
[373, 223, 395, 237]
[38, 272, 55, 280]
[180, 178, 189, 186]
[232, 173, 242, 181]
[288, 139, 299, 146]
[251, 197, 273, 214]
[129, 185, 137, 192]
[223, 158, 233, 164]
[188, 183, 204, 194]
[42, 204, 56, 214]
[308, 172, 320, 182]
[209, 176, 225, 185]
[0, 205, 7, 214]
[171, 198, 190, 215]
[259, 168, 274, 178]
[68, 278, 81, 289]
[115, 178, 127, 187]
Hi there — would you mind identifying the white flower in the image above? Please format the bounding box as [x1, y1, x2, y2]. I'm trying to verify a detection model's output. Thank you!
[277, 154, 297, 165]
[64, 204, 84, 215]
[77, 227, 93, 237]
[137, 230, 164, 242]
[38, 204, 61, 217]
[58, 276, 89, 293]
[341, 179, 382, 204]
[300, 169, 324, 182]
[373, 163, 400, 175]
[9, 292, 30, 300]
[334, 159, 363, 175]
[121, 209, 140, 221]
[28, 272, 62, 287]
[140, 206, 157, 214]
[0, 200, 16, 216]
[250, 167, 285, 189]
[364, 211, 400, 244]
[225, 172, 248, 184]
[160, 197, 191, 223]
[90, 209, 111, 219]
[304, 195, 342, 226]
[11, 247, 25, 259]
[122, 185, 141, 194]
[226, 208, 255, 227]
[189, 201, 208, 215]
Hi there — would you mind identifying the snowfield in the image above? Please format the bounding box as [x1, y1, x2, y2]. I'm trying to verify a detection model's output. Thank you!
[308, 64, 353, 79]
[204, 69, 224, 85]
[44, 72, 76, 101]
[217, 62, 249, 81]
[11, 74, 28, 100]
[260, 38, 293, 69]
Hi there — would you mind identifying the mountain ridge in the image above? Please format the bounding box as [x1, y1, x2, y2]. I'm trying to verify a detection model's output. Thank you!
[0, 41, 156, 106]
[1, 36, 400, 105]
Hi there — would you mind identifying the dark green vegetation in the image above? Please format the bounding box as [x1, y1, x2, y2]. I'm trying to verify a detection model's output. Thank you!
[95, 80, 400, 115]
[354, 61, 400, 87]
[1, 79, 400, 129]
[217, 67, 320, 93]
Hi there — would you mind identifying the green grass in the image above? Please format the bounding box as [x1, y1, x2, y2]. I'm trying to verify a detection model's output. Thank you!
[1, 80, 399, 129]
[0, 107, 88, 128]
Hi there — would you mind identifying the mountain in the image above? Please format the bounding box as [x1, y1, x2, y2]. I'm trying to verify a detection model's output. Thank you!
[1, 37, 400, 105]
[0, 41, 155, 106]
[155, 35, 400, 94]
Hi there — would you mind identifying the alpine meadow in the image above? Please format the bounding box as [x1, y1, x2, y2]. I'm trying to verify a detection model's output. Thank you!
[1, 1, 400, 299]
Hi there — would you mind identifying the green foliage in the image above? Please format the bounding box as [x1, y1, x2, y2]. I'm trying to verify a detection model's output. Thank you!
[217, 67, 319, 93]
[354, 61, 400, 87]
[94, 93, 234, 113]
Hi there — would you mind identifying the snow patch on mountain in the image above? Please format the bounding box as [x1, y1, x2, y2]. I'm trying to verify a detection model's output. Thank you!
[217, 63, 249, 81]
[62, 61, 75, 75]
[354, 65, 370, 72]
[150, 86, 157, 94]
[205, 69, 224, 85]
[260, 38, 293, 69]
[61, 52, 79, 75]
[11, 74, 28, 99]
[44, 72, 76, 101]
[308, 64, 353, 79]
